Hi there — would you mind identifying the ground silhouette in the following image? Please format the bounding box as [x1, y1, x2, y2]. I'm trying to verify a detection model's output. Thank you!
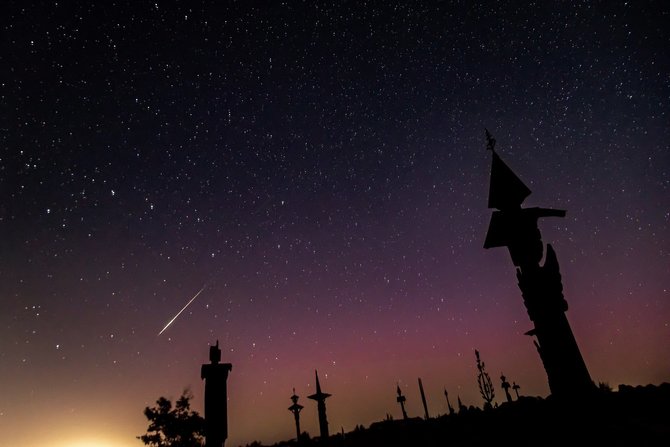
[240, 383, 669, 447]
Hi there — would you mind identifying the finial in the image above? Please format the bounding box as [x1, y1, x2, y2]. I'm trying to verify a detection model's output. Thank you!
[485, 128, 496, 152]
[209, 340, 221, 364]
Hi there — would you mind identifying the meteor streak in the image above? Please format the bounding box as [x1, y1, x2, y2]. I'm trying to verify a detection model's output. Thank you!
[158, 286, 205, 335]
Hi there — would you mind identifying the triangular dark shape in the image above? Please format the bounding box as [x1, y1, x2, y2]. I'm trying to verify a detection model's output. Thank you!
[488, 151, 532, 210]
[483, 210, 509, 248]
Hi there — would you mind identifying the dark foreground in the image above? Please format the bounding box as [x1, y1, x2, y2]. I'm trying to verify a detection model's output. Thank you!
[245, 383, 670, 447]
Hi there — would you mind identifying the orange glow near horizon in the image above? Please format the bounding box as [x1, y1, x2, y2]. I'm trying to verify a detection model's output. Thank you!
[50, 438, 137, 447]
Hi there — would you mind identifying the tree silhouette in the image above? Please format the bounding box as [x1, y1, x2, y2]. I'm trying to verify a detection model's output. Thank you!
[138, 389, 205, 447]
[475, 350, 495, 410]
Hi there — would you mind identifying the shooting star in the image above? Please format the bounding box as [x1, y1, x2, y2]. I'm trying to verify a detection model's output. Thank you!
[158, 286, 206, 335]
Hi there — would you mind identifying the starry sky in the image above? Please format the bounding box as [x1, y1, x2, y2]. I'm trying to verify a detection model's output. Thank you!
[2, 1, 669, 446]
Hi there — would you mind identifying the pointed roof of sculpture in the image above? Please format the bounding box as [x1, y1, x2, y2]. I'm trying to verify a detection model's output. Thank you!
[307, 370, 331, 401]
[487, 149, 531, 210]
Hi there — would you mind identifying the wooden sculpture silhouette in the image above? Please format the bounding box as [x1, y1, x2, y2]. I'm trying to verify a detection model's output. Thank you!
[457, 396, 466, 413]
[288, 388, 304, 441]
[418, 378, 430, 420]
[500, 373, 513, 403]
[444, 388, 456, 415]
[475, 349, 495, 410]
[201, 341, 233, 447]
[308, 370, 331, 440]
[483, 129, 595, 397]
[396, 385, 408, 420]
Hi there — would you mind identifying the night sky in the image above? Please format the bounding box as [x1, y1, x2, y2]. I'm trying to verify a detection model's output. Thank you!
[2, 2, 669, 446]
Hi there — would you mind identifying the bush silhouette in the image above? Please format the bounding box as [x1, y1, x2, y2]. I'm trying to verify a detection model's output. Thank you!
[138, 389, 205, 447]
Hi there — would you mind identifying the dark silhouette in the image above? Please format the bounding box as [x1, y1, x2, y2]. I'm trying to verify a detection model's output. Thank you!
[243, 383, 670, 447]
[307, 370, 331, 440]
[443, 388, 455, 415]
[483, 130, 595, 398]
[474, 350, 495, 410]
[201, 341, 233, 447]
[485, 128, 496, 152]
[500, 374, 512, 403]
[457, 396, 466, 413]
[138, 390, 205, 447]
[418, 378, 430, 419]
[396, 384, 408, 420]
[599, 381, 613, 392]
[164, 128, 669, 447]
[288, 388, 304, 441]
